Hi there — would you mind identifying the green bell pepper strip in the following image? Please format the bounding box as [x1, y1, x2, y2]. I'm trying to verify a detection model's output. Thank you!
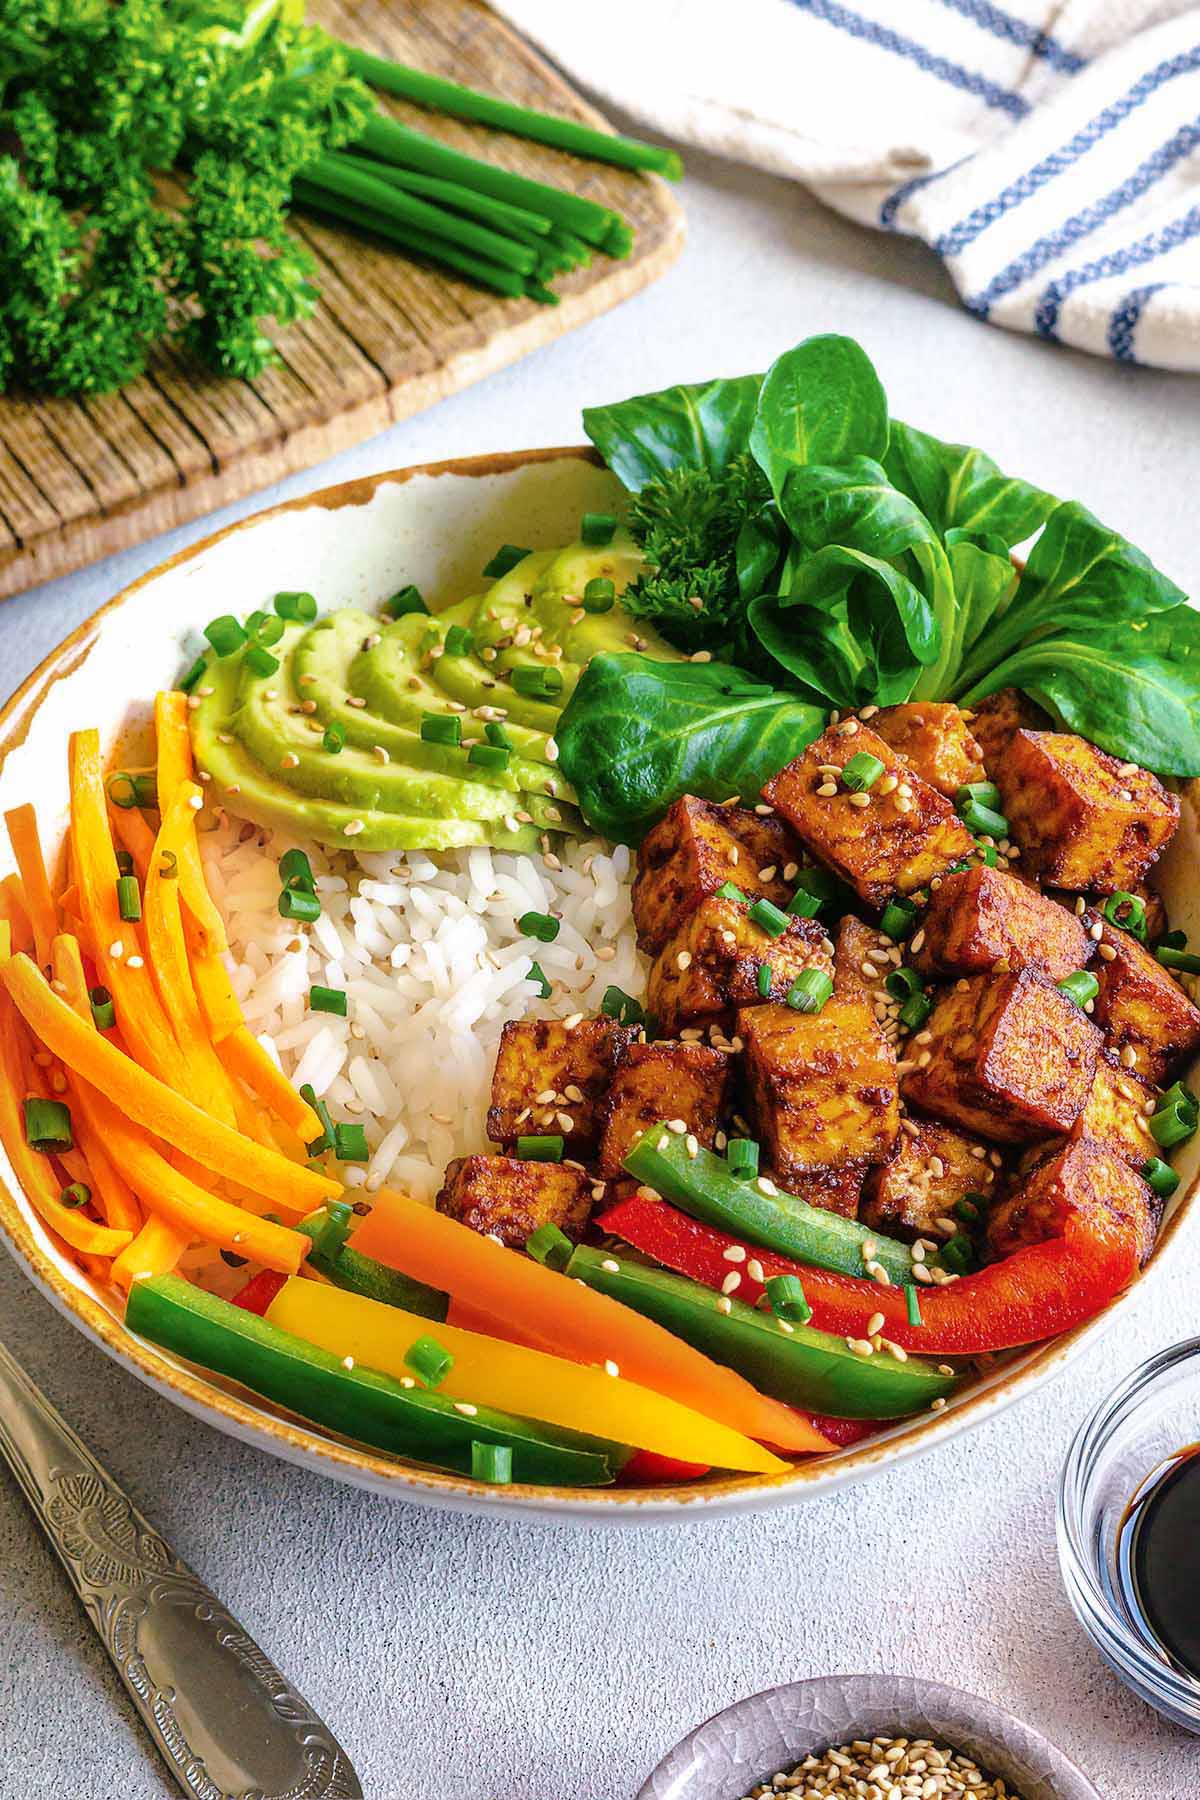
[127, 1275, 622, 1485]
[564, 1247, 954, 1420]
[297, 1209, 448, 1322]
[623, 1127, 943, 1284]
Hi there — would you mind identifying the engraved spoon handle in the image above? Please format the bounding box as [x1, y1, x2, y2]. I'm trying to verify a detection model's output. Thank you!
[0, 1336, 362, 1800]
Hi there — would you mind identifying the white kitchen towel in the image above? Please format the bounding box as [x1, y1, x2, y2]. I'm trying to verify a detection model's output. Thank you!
[490, 0, 1200, 370]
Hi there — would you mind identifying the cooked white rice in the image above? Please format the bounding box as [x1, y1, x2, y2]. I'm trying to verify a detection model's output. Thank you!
[199, 818, 644, 1201]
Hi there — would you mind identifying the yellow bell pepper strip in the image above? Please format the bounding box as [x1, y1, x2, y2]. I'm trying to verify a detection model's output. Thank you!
[2, 953, 340, 1215]
[0, 991, 131, 1259]
[220, 1026, 322, 1141]
[4, 805, 57, 970]
[0, 875, 34, 956]
[266, 1277, 788, 1474]
[154, 691, 227, 955]
[350, 1188, 831, 1455]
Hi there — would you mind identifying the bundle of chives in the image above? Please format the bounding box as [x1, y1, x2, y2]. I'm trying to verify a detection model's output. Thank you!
[291, 181, 529, 300]
[340, 158, 554, 244]
[305, 153, 538, 276]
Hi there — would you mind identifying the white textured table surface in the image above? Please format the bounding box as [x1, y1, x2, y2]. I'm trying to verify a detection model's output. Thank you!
[2, 140, 1200, 1800]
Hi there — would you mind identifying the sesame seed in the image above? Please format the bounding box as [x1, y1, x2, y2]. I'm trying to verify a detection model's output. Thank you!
[343, 819, 364, 836]
[1098, 942, 1117, 961]
[909, 929, 926, 953]
[126, 954, 144, 969]
[109, 940, 124, 959]
[721, 1271, 742, 1295]
[722, 1245, 747, 1263]
[676, 950, 692, 971]
[454, 1402, 478, 1416]
[758, 865, 777, 882]
[816, 782, 838, 797]
[716, 1295, 732, 1314]
[188, 793, 203, 810]
[1089, 920, 1104, 941]
[930, 1396, 948, 1411]
[848, 791, 872, 809]
[746, 1258, 765, 1283]
[604, 1359, 620, 1378]
[866, 1311, 885, 1337]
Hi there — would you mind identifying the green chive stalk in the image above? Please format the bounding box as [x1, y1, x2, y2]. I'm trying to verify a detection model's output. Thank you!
[332, 153, 556, 247]
[304, 153, 538, 275]
[291, 182, 529, 299]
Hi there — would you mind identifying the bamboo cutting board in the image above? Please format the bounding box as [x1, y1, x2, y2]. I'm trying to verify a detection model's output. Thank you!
[0, 0, 685, 602]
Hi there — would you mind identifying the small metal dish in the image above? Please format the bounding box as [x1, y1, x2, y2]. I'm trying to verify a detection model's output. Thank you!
[1059, 1338, 1200, 1733]
[637, 1672, 1101, 1800]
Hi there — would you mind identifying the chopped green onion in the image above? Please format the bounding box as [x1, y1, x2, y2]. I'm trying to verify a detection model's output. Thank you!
[1058, 971, 1099, 1008]
[1156, 945, 1200, 975]
[582, 576, 615, 612]
[245, 645, 279, 678]
[716, 881, 748, 903]
[404, 1335, 454, 1389]
[1160, 929, 1188, 952]
[764, 1274, 811, 1324]
[526, 1221, 573, 1269]
[748, 897, 790, 939]
[251, 614, 285, 647]
[279, 849, 315, 891]
[89, 986, 115, 1030]
[1149, 1101, 1198, 1150]
[518, 910, 559, 943]
[905, 1284, 923, 1327]
[898, 990, 932, 1030]
[274, 590, 317, 622]
[23, 1098, 72, 1152]
[785, 887, 822, 919]
[468, 743, 510, 771]
[842, 752, 886, 793]
[1103, 891, 1148, 941]
[444, 625, 474, 656]
[204, 614, 247, 656]
[59, 1181, 91, 1210]
[581, 513, 617, 546]
[115, 850, 134, 878]
[482, 544, 532, 580]
[311, 1200, 354, 1260]
[786, 969, 834, 1014]
[953, 1197, 981, 1223]
[300, 1083, 336, 1157]
[420, 714, 462, 746]
[1142, 1157, 1180, 1198]
[159, 850, 178, 881]
[886, 967, 923, 1001]
[278, 888, 321, 923]
[756, 961, 773, 998]
[526, 960, 552, 999]
[517, 1134, 564, 1162]
[179, 655, 208, 695]
[244, 610, 270, 635]
[322, 723, 346, 754]
[511, 665, 564, 699]
[974, 843, 1000, 867]
[955, 781, 1000, 811]
[471, 1440, 513, 1484]
[115, 875, 141, 922]
[106, 771, 156, 811]
[601, 985, 645, 1027]
[384, 585, 427, 618]
[310, 985, 347, 1017]
[333, 1123, 369, 1163]
[484, 722, 513, 749]
[726, 1138, 759, 1178]
[959, 798, 1009, 838]
[880, 897, 917, 941]
[790, 867, 842, 911]
[941, 1234, 975, 1274]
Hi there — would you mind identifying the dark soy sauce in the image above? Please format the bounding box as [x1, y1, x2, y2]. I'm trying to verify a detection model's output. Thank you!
[1116, 1441, 1200, 1679]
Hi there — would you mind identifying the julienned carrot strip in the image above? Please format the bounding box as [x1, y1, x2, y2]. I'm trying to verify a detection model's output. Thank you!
[0, 992, 132, 1258]
[69, 730, 182, 1083]
[221, 1027, 322, 1141]
[352, 1189, 831, 1455]
[113, 1215, 192, 1289]
[0, 875, 34, 956]
[110, 804, 156, 882]
[46, 937, 143, 1235]
[4, 806, 57, 969]
[4, 952, 339, 1214]
[154, 692, 226, 955]
[191, 954, 244, 1042]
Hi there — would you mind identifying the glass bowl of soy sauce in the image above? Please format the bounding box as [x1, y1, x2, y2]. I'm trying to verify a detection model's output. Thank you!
[1059, 1338, 1200, 1731]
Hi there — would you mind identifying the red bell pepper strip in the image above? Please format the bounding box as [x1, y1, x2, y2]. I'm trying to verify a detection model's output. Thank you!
[233, 1270, 288, 1317]
[809, 1414, 883, 1448]
[617, 1449, 712, 1485]
[598, 1194, 1140, 1356]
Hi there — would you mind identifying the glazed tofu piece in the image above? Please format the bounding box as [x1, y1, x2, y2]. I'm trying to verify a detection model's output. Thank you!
[902, 968, 1101, 1143]
[487, 1016, 635, 1153]
[861, 1117, 998, 1242]
[993, 730, 1179, 894]
[632, 795, 801, 954]
[986, 1136, 1158, 1267]
[645, 894, 832, 1035]
[912, 865, 1089, 982]
[1069, 1050, 1158, 1168]
[1091, 920, 1200, 1081]
[736, 999, 899, 1211]
[833, 914, 898, 1007]
[871, 702, 985, 798]
[968, 688, 1052, 771]
[437, 1155, 594, 1248]
[596, 1041, 731, 1177]
[762, 723, 974, 909]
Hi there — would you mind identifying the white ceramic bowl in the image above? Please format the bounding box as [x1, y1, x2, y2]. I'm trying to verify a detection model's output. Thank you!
[2, 447, 1199, 1525]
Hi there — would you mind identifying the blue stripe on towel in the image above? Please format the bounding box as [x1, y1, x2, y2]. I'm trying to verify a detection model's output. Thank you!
[787, 0, 1030, 118]
[1034, 208, 1200, 338]
[936, 44, 1200, 258]
[1108, 284, 1166, 362]
[965, 120, 1200, 316]
[934, 0, 1086, 75]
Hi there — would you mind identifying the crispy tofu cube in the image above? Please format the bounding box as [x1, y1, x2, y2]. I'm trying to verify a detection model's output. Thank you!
[596, 1041, 731, 1177]
[486, 1016, 634, 1154]
[833, 914, 897, 1008]
[986, 1136, 1158, 1267]
[436, 1155, 594, 1248]
[913, 865, 1089, 982]
[902, 968, 1101, 1143]
[994, 730, 1179, 894]
[762, 724, 974, 909]
[968, 688, 1051, 772]
[632, 795, 802, 954]
[871, 702, 986, 797]
[1091, 920, 1200, 1081]
[645, 894, 832, 1036]
[1069, 1050, 1158, 1167]
[737, 999, 899, 1209]
[861, 1118, 998, 1242]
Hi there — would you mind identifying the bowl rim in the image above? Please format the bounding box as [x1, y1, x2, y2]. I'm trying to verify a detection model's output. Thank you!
[0, 444, 1196, 1520]
[635, 1671, 1103, 1799]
